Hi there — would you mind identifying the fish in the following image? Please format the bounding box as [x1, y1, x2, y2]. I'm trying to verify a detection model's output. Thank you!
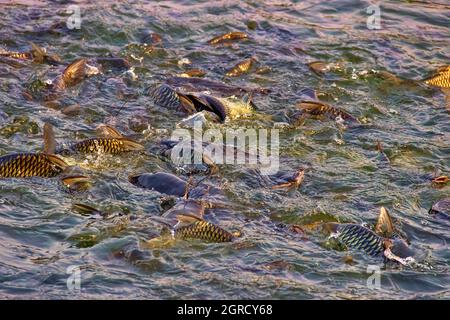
[61, 175, 92, 192]
[0, 42, 61, 65]
[178, 69, 206, 78]
[95, 57, 131, 72]
[55, 124, 144, 155]
[207, 31, 248, 45]
[429, 198, 450, 218]
[172, 214, 234, 242]
[423, 65, 450, 88]
[324, 223, 385, 256]
[61, 137, 144, 155]
[271, 169, 305, 189]
[129, 172, 187, 197]
[431, 175, 449, 186]
[294, 101, 359, 124]
[226, 58, 256, 77]
[0, 153, 68, 178]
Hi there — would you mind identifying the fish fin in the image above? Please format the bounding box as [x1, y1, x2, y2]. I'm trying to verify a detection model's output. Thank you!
[62, 58, 86, 86]
[43, 122, 57, 154]
[322, 222, 339, 234]
[29, 42, 46, 63]
[178, 93, 198, 114]
[61, 175, 92, 191]
[46, 154, 68, 171]
[176, 213, 204, 224]
[96, 124, 123, 138]
[119, 138, 145, 151]
[375, 207, 394, 237]
[72, 203, 105, 217]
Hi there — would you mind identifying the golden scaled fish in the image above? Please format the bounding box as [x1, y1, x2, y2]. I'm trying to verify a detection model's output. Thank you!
[226, 58, 256, 77]
[63, 137, 144, 155]
[0, 153, 68, 178]
[173, 214, 235, 243]
[207, 31, 248, 45]
[424, 66, 450, 88]
[54, 124, 144, 155]
[295, 101, 359, 123]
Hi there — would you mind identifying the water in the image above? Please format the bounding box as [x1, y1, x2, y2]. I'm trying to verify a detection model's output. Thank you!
[0, 0, 449, 299]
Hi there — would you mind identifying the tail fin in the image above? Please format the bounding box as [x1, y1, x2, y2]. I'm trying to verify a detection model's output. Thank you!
[375, 207, 394, 237]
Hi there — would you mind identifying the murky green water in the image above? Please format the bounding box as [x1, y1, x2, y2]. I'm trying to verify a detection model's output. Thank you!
[0, 0, 449, 299]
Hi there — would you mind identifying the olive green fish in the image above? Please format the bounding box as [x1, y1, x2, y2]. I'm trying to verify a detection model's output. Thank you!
[424, 66, 450, 88]
[173, 214, 234, 243]
[324, 223, 385, 257]
[0, 153, 68, 178]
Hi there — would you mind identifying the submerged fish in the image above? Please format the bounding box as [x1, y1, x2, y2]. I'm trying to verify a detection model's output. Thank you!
[226, 58, 256, 77]
[171, 214, 235, 242]
[207, 31, 248, 45]
[424, 66, 450, 88]
[429, 198, 450, 219]
[0, 153, 68, 178]
[129, 172, 187, 197]
[294, 101, 358, 124]
[324, 223, 385, 257]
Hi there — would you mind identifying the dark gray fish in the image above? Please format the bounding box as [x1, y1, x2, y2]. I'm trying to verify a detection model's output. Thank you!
[148, 84, 196, 113]
[324, 223, 385, 257]
[129, 172, 187, 197]
[429, 198, 450, 219]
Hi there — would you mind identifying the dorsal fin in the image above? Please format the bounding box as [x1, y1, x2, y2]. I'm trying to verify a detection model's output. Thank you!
[176, 213, 204, 224]
[96, 124, 123, 138]
[62, 58, 87, 87]
[29, 42, 46, 63]
[43, 122, 57, 154]
[375, 207, 394, 237]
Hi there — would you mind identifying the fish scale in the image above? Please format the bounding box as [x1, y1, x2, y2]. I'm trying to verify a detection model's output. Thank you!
[424, 66, 450, 88]
[336, 224, 385, 257]
[175, 220, 234, 243]
[69, 138, 128, 154]
[0, 153, 66, 178]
